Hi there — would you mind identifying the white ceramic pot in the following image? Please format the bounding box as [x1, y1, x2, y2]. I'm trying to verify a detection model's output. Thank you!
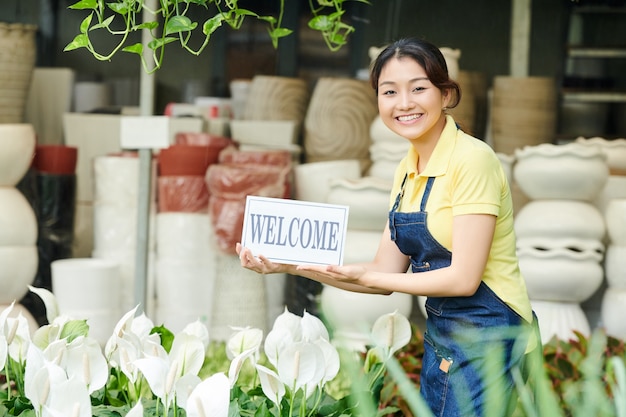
[344, 229, 383, 264]
[51, 258, 121, 311]
[326, 176, 391, 231]
[496, 152, 515, 186]
[369, 115, 406, 144]
[0, 187, 38, 246]
[367, 160, 399, 182]
[604, 244, 626, 289]
[0, 246, 38, 305]
[531, 300, 590, 343]
[229, 120, 300, 147]
[514, 143, 609, 201]
[517, 245, 604, 303]
[605, 199, 626, 245]
[514, 200, 605, 241]
[601, 287, 626, 339]
[320, 284, 413, 351]
[0, 124, 36, 186]
[369, 141, 409, 163]
[593, 176, 626, 216]
[293, 159, 362, 203]
[575, 136, 626, 175]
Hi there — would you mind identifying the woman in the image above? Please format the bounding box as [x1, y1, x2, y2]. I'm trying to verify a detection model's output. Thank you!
[237, 37, 538, 417]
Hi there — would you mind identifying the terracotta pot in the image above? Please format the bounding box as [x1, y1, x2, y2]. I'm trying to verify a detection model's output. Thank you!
[514, 142, 609, 201]
[174, 132, 235, 149]
[157, 176, 209, 213]
[158, 144, 219, 176]
[33, 144, 78, 175]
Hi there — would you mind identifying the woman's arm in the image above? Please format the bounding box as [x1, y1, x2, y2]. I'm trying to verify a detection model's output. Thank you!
[236, 222, 411, 295]
[297, 213, 496, 297]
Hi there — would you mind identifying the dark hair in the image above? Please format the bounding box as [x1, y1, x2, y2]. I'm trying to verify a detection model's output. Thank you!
[370, 37, 461, 109]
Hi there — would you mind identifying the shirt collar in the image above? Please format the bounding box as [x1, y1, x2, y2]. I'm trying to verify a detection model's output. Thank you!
[404, 115, 458, 178]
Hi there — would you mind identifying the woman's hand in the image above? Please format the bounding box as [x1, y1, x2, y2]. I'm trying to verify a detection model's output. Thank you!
[236, 243, 287, 275]
[296, 264, 368, 285]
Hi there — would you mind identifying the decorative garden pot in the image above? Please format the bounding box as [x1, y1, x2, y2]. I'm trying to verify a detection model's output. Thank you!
[326, 176, 391, 231]
[293, 159, 362, 203]
[496, 152, 514, 187]
[514, 200, 605, 241]
[0, 123, 35, 186]
[601, 287, 626, 339]
[517, 244, 604, 303]
[514, 142, 609, 201]
[531, 300, 590, 343]
[575, 136, 626, 175]
[604, 245, 626, 289]
[605, 199, 626, 245]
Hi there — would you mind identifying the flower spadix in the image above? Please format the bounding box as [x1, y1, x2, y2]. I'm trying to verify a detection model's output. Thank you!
[370, 310, 412, 359]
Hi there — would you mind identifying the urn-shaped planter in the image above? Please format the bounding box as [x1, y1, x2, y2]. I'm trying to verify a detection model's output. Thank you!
[575, 136, 626, 175]
[514, 142, 609, 201]
[601, 287, 626, 339]
[605, 199, 626, 245]
[517, 243, 604, 303]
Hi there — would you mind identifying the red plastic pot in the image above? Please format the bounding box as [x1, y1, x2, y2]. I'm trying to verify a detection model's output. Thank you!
[32, 144, 78, 175]
[157, 144, 219, 176]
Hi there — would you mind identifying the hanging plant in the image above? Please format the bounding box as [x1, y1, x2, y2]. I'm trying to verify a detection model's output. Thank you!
[63, 0, 372, 73]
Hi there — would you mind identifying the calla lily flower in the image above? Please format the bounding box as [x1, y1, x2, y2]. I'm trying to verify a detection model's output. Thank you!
[301, 311, 330, 342]
[174, 373, 202, 410]
[276, 341, 325, 396]
[126, 401, 144, 417]
[264, 326, 296, 368]
[43, 375, 92, 417]
[181, 320, 210, 349]
[24, 344, 68, 416]
[271, 308, 303, 340]
[313, 338, 340, 384]
[28, 286, 60, 324]
[185, 372, 230, 417]
[226, 326, 263, 360]
[64, 336, 108, 394]
[256, 364, 285, 407]
[6, 312, 32, 364]
[170, 331, 205, 377]
[0, 302, 14, 372]
[370, 310, 412, 359]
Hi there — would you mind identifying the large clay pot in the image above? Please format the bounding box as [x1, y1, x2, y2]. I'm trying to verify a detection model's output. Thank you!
[326, 176, 391, 231]
[514, 143, 609, 201]
[32, 144, 78, 175]
[293, 159, 362, 203]
[605, 199, 626, 245]
[604, 244, 626, 289]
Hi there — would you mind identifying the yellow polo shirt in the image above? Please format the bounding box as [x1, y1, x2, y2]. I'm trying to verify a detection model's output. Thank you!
[389, 115, 533, 326]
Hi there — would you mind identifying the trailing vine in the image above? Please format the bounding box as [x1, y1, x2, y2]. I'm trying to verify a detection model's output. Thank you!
[64, 0, 371, 73]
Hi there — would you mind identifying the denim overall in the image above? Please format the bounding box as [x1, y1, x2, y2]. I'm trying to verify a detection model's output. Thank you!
[389, 175, 529, 417]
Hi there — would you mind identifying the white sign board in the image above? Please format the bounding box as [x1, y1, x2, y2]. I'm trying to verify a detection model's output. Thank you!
[120, 116, 170, 149]
[241, 196, 350, 266]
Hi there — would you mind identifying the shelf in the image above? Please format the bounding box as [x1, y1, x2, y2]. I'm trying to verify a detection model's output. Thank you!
[568, 46, 626, 58]
[562, 89, 626, 102]
[571, 4, 626, 14]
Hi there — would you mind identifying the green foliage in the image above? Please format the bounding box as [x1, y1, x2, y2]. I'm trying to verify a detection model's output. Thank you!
[63, 0, 372, 73]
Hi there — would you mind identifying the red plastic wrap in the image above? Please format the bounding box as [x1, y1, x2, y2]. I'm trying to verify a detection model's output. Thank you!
[157, 175, 209, 213]
[174, 132, 237, 150]
[206, 149, 293, 254]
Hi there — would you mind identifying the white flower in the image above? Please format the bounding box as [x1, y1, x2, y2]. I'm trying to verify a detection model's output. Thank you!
[256, 364, 285, 407]
[185, 373, 230, 417]
[43, 375, 92, 417]
[370, 310, 412, 359]
[64, 336, 108, 394]
[276, 341, 325, 397]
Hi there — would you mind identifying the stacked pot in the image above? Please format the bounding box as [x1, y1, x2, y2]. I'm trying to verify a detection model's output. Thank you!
[603, 199, 626, 339]
[514, 142, 609, 343]
[0, 124, 38, 326]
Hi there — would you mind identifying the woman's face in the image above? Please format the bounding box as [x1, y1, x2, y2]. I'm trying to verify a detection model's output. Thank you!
[377, 56, 449, 143]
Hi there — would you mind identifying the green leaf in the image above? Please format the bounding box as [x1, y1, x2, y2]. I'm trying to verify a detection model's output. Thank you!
[164, 15, 197, 35]
[60, 319, 90, 342]
[63, 34, 90, 51]
[151, 324, 175, 352]
[79, 13, 93, 33]
[122, 43, 144, 55]
[107, 2, 130, 15]
[203, 14, 225, 36]
[148, 36, 178, 50]
[133, 21, 159, 31]
[269, 27, 293, 40]
[90, 15, 114, 31]
[308, 15, 335, 31]
[68, 0, 98, 10]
